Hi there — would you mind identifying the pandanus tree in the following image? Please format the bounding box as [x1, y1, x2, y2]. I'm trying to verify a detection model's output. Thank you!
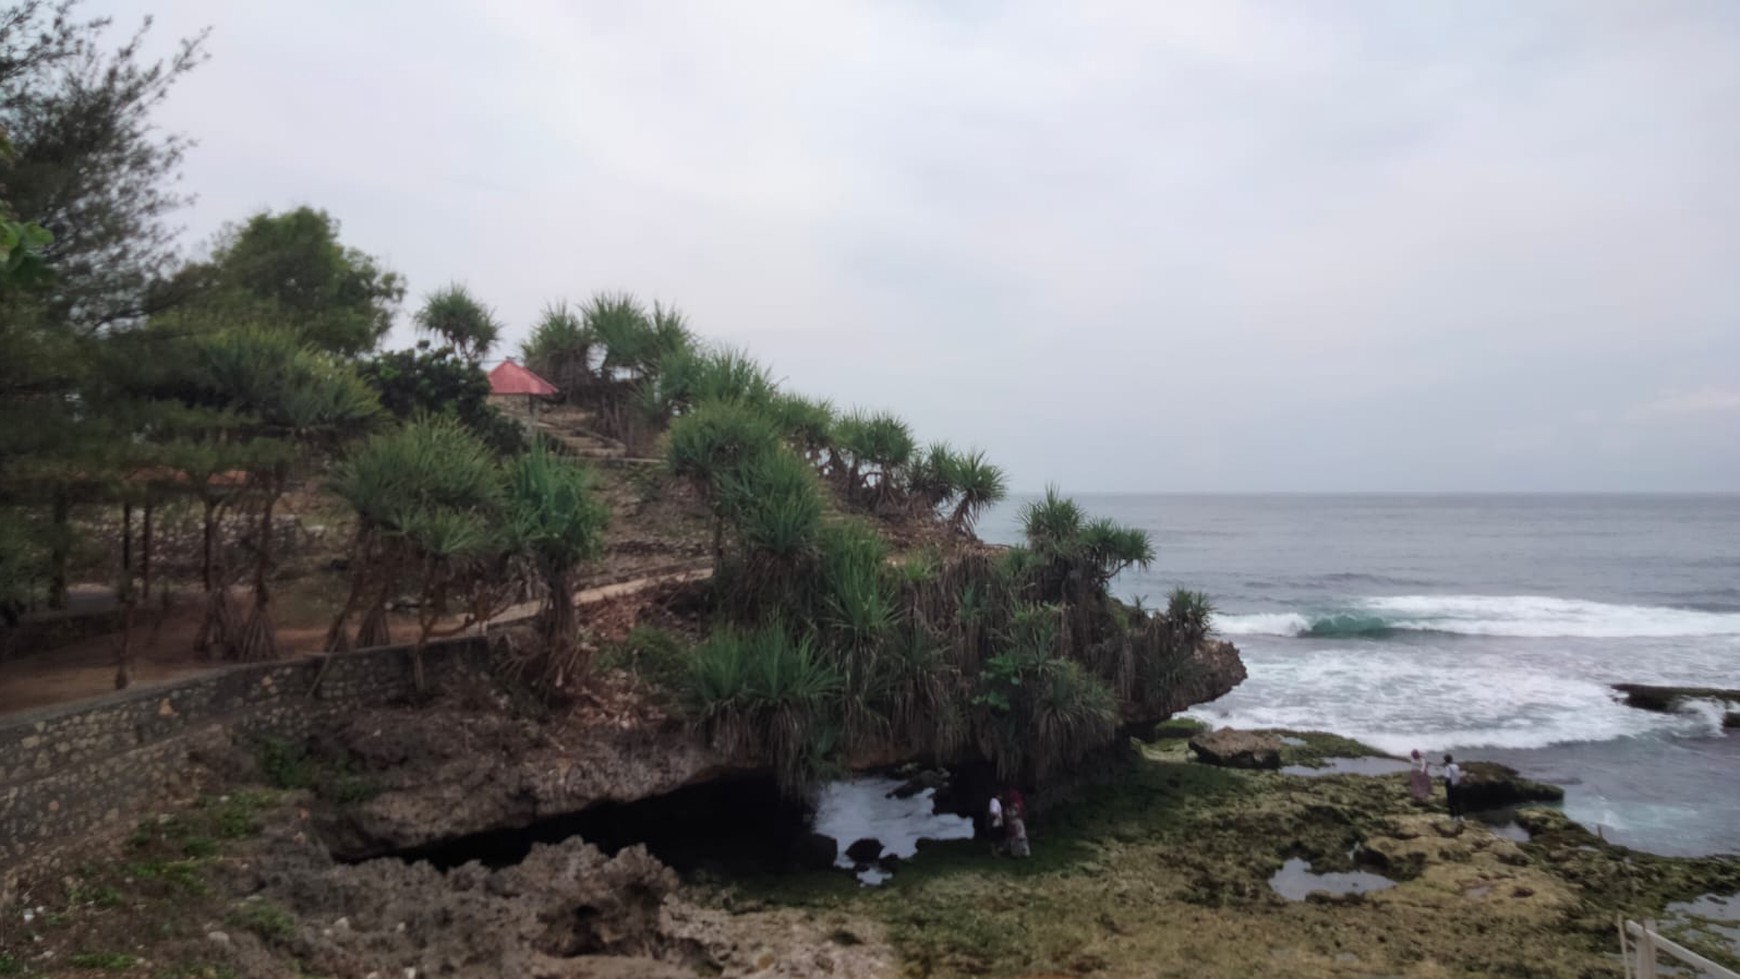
[505, 447, 610, 688]
[663, 401, 781, 571]
[717, 447, 823, 614]
[327, 416, 507, 686]
[413, 284, 501, 362]
[521, 301, 597, 393]
[196, 327, 381, 661]
[944, 449, 1007, 536]
[834, 410, 915, 507]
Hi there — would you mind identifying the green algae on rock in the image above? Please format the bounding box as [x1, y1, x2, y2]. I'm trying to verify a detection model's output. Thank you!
[727, 733, 1740, 978]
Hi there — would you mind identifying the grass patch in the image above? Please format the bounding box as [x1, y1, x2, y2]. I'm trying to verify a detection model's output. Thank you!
[1261, 728, 1391, 767]
[0, 954, 23, 976]
[598, 624, 692, 698]
[67, 881, 126, 908]
[230, 901, 296, 942]
[255, 737, 319, 790]
[69, 952, 137, 970]
[252, 737, 378, 805]
[124, 858, 209, 897]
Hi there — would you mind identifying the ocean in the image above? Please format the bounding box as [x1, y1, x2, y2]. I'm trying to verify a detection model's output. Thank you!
[978, 493, 1740, 857]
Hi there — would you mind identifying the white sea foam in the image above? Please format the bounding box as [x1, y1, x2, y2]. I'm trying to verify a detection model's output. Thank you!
[1214, 594, 1740, 640]
[1187, 632, 1732, 755]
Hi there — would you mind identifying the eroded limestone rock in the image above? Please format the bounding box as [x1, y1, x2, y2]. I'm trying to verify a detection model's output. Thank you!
[1189, 728, 1284, 770]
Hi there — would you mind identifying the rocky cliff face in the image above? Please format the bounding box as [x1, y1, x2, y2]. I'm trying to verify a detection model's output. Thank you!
[312, 640, 1248, 858]
[314, 699, 729, 859]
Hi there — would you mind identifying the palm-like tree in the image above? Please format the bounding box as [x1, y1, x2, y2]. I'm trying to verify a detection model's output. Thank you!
[198, 327, 381, 661]
[506, 447, 610, 687]
[521, 301, 597, 393]
[945, 449, 1007, 536]
[663, 401, 781, 570]
[328, 415, 504, 687]
[836, 410, 915, 506]
[414, 284, 501, 362]
[719, 447, 823, 612]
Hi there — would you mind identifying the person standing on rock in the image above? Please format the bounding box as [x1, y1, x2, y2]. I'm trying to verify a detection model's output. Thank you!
[1004, 790, 1031, 859]
[1442, 754, 1464, 820]
[1409, 749, 1431, 803]
[987, 792, 1005, 855]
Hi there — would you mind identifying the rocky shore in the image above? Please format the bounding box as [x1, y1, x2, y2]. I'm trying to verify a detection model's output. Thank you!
[8, 713, 1739, 978]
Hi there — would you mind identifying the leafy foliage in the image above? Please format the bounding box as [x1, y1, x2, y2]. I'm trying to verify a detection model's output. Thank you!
[360, 341, 525, 455]
[414, 283, 500, 361]
[686, 624, 842, 792]
[504, 447, 610, 686]
[194, 207, 405, 355]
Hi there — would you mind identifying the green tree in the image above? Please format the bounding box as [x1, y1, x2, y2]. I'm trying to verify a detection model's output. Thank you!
[414, 283, 500, 362]
[191, 207, 404, 355]
[360, 341, 525, 455]
[0, 0, 208, 330]
[328, 416, 508, 685]
[192, 327, 382, 660]
[944, 449, 1007, 535]
[663, 401, 781, 571]
[504, 448, 610, 688]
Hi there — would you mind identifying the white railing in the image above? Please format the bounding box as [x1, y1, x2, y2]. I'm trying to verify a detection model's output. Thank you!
[1622, 919, 1740, 979]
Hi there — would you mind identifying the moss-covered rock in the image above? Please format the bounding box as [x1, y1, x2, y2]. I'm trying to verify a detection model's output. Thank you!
[1457, 761, 1565, 809]
[1188, 728, 1284, 769]
[729, 731, 1740, 978]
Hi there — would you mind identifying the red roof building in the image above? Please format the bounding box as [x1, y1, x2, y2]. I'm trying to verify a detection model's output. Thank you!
[487, 360, 559, 397]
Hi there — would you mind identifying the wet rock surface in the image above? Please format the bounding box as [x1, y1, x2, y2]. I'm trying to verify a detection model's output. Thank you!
[1189, 727, 1284, 769]
[1457, 761, 1565, 810]
[1612, 683, 1740, 714]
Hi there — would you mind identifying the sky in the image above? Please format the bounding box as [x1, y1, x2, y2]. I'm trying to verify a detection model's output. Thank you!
[98, 0, 1740, 492]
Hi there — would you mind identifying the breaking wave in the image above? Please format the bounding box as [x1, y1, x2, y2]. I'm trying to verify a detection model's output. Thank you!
[1214, 595, 1740, 640]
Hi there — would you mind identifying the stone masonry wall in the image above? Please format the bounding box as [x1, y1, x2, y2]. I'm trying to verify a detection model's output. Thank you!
[0, 636, 488, 880]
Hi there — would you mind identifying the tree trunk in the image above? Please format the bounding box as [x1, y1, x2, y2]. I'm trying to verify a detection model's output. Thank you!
[542, 566, 578, 684]
[141, 502, 154, 601]
[200, 497, 217, 594]
[114, 599, 133, 690]
[48, 491, 69, 610]
[121, 501, 133, 587]
[323, 530, 370, 652]
[236, 486, 280, 662]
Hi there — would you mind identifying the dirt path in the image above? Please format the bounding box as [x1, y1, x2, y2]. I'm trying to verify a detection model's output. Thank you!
[0, 563, 713, 717]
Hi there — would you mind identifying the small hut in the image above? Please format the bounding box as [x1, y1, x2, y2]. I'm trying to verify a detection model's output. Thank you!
[487, 359, 560, 435]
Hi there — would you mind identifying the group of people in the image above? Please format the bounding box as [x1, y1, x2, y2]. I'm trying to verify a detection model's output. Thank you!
[986, 787, 1030, 857]
[1410, 749, 1465, 819]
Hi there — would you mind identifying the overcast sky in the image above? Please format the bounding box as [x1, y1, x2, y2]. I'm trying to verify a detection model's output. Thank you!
[102, 1, 1739, 492]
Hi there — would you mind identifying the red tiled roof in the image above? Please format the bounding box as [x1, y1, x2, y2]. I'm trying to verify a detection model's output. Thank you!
[488, 360, 559, 397]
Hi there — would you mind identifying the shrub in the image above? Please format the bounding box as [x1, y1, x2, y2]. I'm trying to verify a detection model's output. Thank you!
[685, 625, 841, 792]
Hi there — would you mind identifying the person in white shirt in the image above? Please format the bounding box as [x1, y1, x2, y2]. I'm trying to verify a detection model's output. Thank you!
[986, 794, 1004, 854]
[1442, 754, 1464, 820]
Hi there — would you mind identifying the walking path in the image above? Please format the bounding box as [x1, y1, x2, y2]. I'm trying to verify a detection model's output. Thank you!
[0, 562, 713, 716]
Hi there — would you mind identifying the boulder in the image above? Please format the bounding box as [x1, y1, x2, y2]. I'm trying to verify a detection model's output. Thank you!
[1456, 762, 1564, 811]
[1189, 728, 1284, 770]
[844, 838, 883, 863]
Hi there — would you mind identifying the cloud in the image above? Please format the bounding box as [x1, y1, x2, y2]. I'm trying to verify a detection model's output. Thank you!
[95, 0, 1740, 490]
[1632, 388, 1740, 419]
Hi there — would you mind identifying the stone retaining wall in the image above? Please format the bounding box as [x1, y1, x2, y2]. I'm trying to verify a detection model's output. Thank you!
[0, 636, 488, 879]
